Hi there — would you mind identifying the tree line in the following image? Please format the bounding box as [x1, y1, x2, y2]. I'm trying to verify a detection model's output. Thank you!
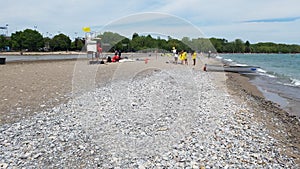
[1, 29, 300, 53]
[98, 32, 196, 53]
[0, 29, 84, 52]
[208, 38, 300, 53]
[103, 33, 300, 53]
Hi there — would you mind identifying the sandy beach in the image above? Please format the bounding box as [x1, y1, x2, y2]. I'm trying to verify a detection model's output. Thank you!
[0, 54, 299, 168]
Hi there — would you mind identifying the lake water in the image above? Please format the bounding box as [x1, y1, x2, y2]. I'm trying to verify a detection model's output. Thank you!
[218, 53, 300, 117]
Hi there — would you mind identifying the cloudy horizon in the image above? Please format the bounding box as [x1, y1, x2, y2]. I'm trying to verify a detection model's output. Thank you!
[1, 0, 299, 44]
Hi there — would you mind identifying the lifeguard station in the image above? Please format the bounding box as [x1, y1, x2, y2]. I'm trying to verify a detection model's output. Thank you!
[83, 27, 103, 64]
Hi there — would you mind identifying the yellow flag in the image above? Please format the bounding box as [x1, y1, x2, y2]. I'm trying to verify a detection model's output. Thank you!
[82, 27, 91, 32]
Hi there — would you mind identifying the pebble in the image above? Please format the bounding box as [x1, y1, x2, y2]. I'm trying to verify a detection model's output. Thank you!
[0, 67, 298, 168]
[0, 163, 8, 169]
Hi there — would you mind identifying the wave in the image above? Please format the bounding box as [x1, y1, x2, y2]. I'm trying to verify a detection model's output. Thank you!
[218, 55, 299, 88]
[257, 68, 277, 78]
[291, 78, 300, 87]
[257, 68, 267, 73]
[266, 72, 300, 87]
[235, 63, 248, 66]
[219, 55, 249, 67]
[216, 56, 223, 60]
[224, 58, 233, 62]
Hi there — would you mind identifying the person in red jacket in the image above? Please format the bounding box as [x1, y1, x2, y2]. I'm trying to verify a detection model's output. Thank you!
[112, 54, 119, 62]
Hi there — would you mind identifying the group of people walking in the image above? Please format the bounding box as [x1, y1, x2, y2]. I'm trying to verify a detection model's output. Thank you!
[172, 47, 197, 66]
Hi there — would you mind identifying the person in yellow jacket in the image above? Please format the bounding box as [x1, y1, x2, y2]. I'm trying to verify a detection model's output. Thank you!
[192, 51, 197, 66]
[179, 50, 184, 64]
[182, 51, 188, 65]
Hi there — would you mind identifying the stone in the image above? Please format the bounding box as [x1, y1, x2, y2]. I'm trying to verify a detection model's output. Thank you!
[20, 152, 31, 159]
[33, 153, 43, 159]
[0, 163, 8, 169]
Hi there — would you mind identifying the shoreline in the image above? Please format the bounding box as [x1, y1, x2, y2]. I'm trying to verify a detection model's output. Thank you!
[202, 56, 300, 163]
[216, 53, 300, 118]
[225, 72, 300, 163]
[208, 55, 300, 120]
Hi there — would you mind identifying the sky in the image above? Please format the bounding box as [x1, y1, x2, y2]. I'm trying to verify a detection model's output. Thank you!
[1, 0, 300, 44]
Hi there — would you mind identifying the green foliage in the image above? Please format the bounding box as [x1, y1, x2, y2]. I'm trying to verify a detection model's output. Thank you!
[234, 39, 245, 53]
[50, 34, 71, 51]
[179, 37, 215, 52]
[208, 38, 300, 53]
[132, 33, 139, 39]
[1, 29, 82, 52]
[209, 38, 227, 53]
[245, 41, 251, 53]
[102, 32, 300, 53]
[42, 37, 51, 51]
[10, 31, 22, 50]
[98, 32, 126, 50]
[252, 42, 279, 53]
[0, 35, 10, 50]
[10, 29, 44, 51]
[70, 38, 84, 51]
[2, 29, 300, 53]
[170, 38, 191, 52]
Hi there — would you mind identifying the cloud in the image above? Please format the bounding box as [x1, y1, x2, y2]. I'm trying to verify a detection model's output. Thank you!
[95, 12, 205, 40]
[244, 17, 300, 23]
[202, 19, 300, 44]
[1, 0, 300, 44]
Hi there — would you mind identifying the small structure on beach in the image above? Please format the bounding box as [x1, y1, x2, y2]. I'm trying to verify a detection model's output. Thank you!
[83, 27, 103, 64]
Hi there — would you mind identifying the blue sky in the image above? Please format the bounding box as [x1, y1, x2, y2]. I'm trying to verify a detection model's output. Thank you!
[1, 0, 300, 44]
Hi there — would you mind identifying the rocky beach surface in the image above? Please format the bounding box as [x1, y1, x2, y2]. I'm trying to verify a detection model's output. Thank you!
[0, 54, 299, 168]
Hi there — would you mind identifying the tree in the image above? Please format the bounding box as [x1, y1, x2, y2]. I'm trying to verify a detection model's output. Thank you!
[98, 32, 126, 51]
[130, 34, 144, 51]
[50, 34, 71, 51]
[0, 35, 10, 50]
[245, 40, 251, 53]
[252, 42, 278, 53]
[157, 38, 168, 51]
[43, 37, 51, 51]
[10, 31, 22, 50]
[144, 34, 157, 49]
[210, 38, 227, 53]
[234, 39, 245, 53]
[10, 29, 44, 51]
[169, 38, 190, 52]
[132, 33, 139, 39]
[225, 42, 235, 53]
[71, 38, 84, 51]
[181, 37, 191, 46]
